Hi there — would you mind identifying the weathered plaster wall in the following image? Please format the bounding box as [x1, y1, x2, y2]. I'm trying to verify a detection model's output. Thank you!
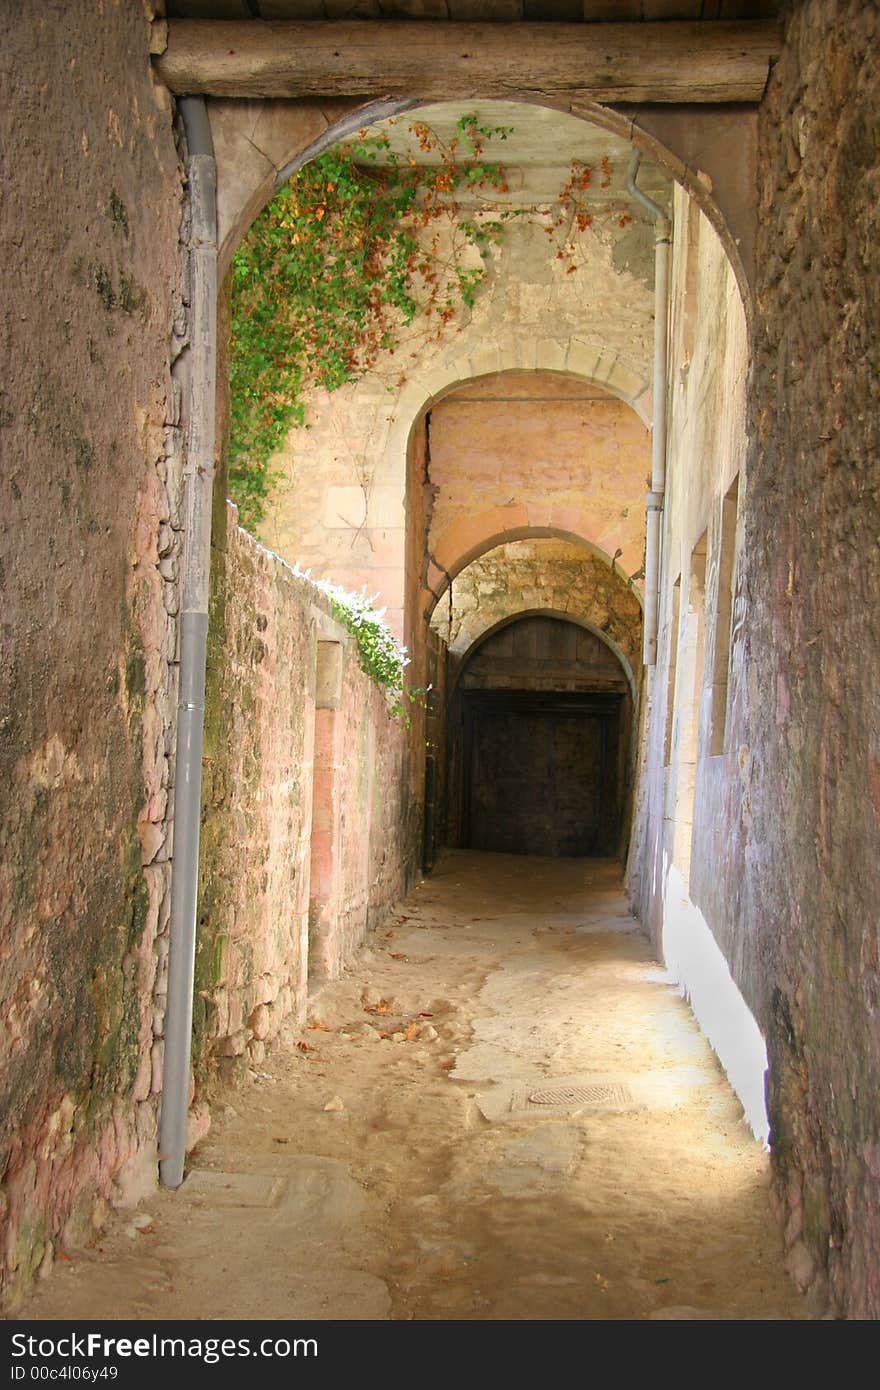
[746, 0, 880, 1319]
[629, 191, 763, 1138]
[425, 374, 650, 595]
[196, 506, 415, 1092]
[652, 187, 749, 962]
[432, 537, 642, 688]
[0, 2, 181, 1302]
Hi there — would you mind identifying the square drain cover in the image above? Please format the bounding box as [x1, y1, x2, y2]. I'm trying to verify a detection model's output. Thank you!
[528, 1083, 633, 1107]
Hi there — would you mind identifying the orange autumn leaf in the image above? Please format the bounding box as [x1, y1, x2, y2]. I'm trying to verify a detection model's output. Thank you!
[404, 1021, 418, 1042]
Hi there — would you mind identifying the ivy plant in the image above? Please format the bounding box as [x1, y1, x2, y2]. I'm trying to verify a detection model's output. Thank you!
[228, 115, 511, 530]
[294, 568, 410, 716]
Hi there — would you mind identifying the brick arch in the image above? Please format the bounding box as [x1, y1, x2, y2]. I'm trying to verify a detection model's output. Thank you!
[456, 607, 637, 701]
[425, 519, 644, 615]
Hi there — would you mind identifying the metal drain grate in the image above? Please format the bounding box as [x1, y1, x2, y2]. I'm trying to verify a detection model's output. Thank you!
[527, 1082, 633, 1107]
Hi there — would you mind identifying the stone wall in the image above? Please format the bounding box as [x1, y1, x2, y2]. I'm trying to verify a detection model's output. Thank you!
[746, 0, 880, 1318]
[0, 2, 181, 1302]
[195, 506, 416, 1093]
[628, 191, 768, 1144]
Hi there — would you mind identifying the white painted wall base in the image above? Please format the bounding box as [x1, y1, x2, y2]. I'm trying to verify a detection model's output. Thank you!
[661, 857, 769, 1145]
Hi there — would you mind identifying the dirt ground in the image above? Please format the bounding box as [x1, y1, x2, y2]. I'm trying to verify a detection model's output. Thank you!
[16, 851, 806, 1321]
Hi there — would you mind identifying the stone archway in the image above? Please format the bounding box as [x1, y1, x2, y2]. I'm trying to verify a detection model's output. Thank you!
[203, 94, 757, 308]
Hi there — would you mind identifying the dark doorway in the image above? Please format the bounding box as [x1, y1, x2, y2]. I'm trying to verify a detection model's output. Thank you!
[463, 689, 623, 856]
[446, 614, 634, 858]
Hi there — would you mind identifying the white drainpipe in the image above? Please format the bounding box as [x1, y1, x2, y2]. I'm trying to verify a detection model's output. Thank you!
[625, 152, 670, 667]
[159, 97, 217, 1189]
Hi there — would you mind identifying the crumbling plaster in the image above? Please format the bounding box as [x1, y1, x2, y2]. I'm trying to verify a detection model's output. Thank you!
[1, 0, 183, 1300]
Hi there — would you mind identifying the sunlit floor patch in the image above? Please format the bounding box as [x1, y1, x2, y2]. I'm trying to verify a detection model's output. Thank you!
[16, 850, 805, 1323]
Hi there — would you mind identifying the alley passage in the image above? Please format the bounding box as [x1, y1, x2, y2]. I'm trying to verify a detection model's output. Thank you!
[18, 853, 805, 1321]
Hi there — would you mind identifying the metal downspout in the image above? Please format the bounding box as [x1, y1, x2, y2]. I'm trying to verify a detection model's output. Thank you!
[159, 97, 217, 1189]
[626, 152, 671, 668]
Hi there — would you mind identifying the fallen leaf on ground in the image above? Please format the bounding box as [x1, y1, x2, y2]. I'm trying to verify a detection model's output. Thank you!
[404, 1021, 418, 1042]
[385, 930, 395, 938]
[308, 1019, 332, 1031]
[391, 953, 408, 962]
[296, 1040, 316, 1053]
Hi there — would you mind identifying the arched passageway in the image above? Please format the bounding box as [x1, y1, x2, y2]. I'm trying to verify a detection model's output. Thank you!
[2, 0, 877, 1327]
[184, 85, 784, 1319]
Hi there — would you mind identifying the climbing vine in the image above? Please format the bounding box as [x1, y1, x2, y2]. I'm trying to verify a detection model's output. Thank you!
[229, 120, 643, 532]
[228, 115, 511, 529]
[296, 569, 410, 716]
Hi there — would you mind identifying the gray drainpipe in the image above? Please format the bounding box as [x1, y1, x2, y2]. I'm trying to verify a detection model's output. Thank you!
[159, 97, 217, 1189]
[625, 152, 671, 668]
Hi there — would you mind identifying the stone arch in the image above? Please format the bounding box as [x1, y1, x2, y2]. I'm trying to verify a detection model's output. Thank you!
[211, 94, 754, 314]
[425, 515, 645, 612]
[456, 607, 638, 701]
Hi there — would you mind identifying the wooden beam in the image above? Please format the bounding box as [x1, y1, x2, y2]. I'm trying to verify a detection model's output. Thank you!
[153, 20, 779, 104]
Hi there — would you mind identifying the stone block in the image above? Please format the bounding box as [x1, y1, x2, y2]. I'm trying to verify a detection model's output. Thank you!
[315, 641, 344, 710]
[536, 339, 569, 373]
